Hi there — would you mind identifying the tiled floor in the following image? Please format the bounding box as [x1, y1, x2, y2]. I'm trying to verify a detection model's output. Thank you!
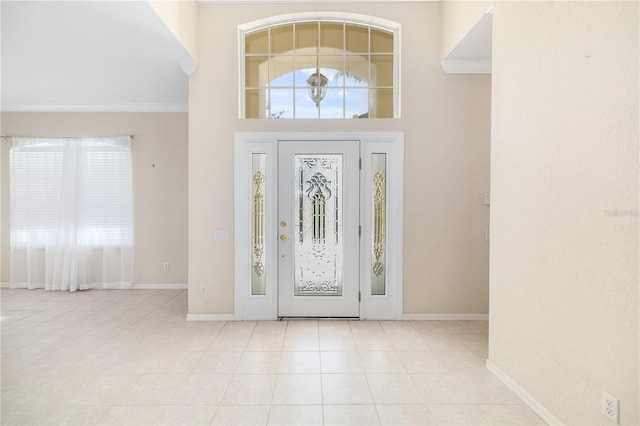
[0, 289, 545, 425]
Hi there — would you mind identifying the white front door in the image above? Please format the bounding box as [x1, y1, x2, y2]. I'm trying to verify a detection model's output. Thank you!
[278, 140, 360, 317]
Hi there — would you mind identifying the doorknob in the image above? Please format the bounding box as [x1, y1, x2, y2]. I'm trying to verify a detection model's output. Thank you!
[280, 234, 288, 241]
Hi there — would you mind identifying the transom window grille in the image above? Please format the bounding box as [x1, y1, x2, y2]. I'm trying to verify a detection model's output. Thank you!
[241, 17, 398, 119]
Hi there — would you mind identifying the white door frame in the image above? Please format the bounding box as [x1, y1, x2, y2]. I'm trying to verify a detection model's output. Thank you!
[234, 132, 404, 320]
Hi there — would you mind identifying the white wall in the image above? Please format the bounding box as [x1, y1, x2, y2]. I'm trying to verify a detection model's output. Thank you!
[0, 112, 189, 286]
[188, 2, 492, 315]
[489, 2, 639, 424]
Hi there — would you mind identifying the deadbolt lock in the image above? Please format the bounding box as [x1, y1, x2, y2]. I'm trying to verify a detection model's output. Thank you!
[280, 221, 287, 227]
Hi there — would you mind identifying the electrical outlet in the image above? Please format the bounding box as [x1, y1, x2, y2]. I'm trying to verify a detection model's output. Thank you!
[162, 262, 170, 271]
[200, 285, 208, 295]
[602, 391, 619, 424]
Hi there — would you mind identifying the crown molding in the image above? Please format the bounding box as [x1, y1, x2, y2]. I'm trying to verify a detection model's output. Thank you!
[1, 103, 188, 113]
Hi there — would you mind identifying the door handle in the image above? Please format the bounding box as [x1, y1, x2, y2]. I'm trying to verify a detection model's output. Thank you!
[280, 234, 288, 241]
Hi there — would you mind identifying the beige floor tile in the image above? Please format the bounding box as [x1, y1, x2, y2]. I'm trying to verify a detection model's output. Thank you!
[175, 330, 219, 352]
[419, 332, 468, 351]
[428, 404, 490, 425]
[105, 351, 157, 374]
[1, 291, 512, 426]
[69, 374, 142, 406]
[349, 320, 383, 333]
[192, 351, 242, 374]
[411, 373, 474, 404]
[254, 321, 288, 335]
[268, 405, 323, 425]
[279, 351, 321, 373]
[236, 351, 282, 374]
[320, 351, 363, 373]
[208, 333, 251, 352]
[456, 333, 490, 352]
[436, 350, 486, 371]
[323, 404, 380, 426]
[119, 374, 186, 405]
[321, 374, 373, 405]
[367, 373, 422, 404]
[482, 404, 546, 425]
[283, 333, 320, 351]
[50, 404, 112, 425]
[375, 404, 438, 425]
[352, 332, 393, 351]
[170, 374, 231, 405]
[147, 350, 205, 374]
[96, 405, 165, 425]
[0, 403, 59, 426]
[153, 405, 217, 425]
[319, 333, 357, 351]
[272, 374, 322, 405]
[221, 374, 277, 405]
[286, 320, 319, 334]
[211, 405, 270, 425]
[360, 350, 406, 373]
[397, 350, 448, 373]
[318, 320, 351, 333]
[246, 334, 285, 351]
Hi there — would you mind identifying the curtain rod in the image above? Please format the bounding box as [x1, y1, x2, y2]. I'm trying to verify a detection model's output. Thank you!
[1, 135, 134, 139]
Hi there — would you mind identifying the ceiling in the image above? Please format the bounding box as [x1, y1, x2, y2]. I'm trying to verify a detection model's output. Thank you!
[1, 1, 192, 112]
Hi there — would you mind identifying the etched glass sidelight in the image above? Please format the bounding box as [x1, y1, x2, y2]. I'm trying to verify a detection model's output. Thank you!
[371, 153, 386, 295]
[251, 153, 267, 295]
[294, 155, 343, 296]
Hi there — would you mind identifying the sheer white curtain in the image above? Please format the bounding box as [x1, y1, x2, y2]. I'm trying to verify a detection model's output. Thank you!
[10, 136, 133, 291]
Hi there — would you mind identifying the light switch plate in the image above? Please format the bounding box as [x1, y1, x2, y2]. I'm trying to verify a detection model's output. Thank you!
[214, 231, 229, 241]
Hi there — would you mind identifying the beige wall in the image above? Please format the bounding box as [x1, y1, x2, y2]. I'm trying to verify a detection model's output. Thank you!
[441, 0, 492, 58]
[0, 112, 188, 286]
[188, 2, 491, 315]
[148, 0, 199, 61]
[489, 2, 639, 425]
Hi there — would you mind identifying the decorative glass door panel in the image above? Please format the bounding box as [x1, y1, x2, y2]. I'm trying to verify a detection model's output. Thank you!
[278, 140, 359, 317]
[294, 155, 343, 296]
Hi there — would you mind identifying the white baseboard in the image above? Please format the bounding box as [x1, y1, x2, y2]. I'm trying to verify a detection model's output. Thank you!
[130, 283, 187, 290]
[486, 359, 563, 426]
[186, 314, 237, 321]
[403, 313, 489, 321]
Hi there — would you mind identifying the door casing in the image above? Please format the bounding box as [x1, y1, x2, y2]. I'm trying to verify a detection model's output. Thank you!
[234, 132, 404, 320]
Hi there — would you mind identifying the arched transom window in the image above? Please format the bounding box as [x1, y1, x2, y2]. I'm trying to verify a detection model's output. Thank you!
[240, 15, 399, 119]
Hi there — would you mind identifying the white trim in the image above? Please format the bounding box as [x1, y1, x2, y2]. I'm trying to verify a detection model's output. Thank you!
[238, 11, 401, 32]
[403, 313, 489, 321]
[130, 283, 188, 290]
[178, 61, 198, 77]
[186, 314, 237, 321]
[441, 59, 492, 74]
[486, 359, 564, 426]
[1, 103, 188, 113]
[205, 0, 434, 3]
